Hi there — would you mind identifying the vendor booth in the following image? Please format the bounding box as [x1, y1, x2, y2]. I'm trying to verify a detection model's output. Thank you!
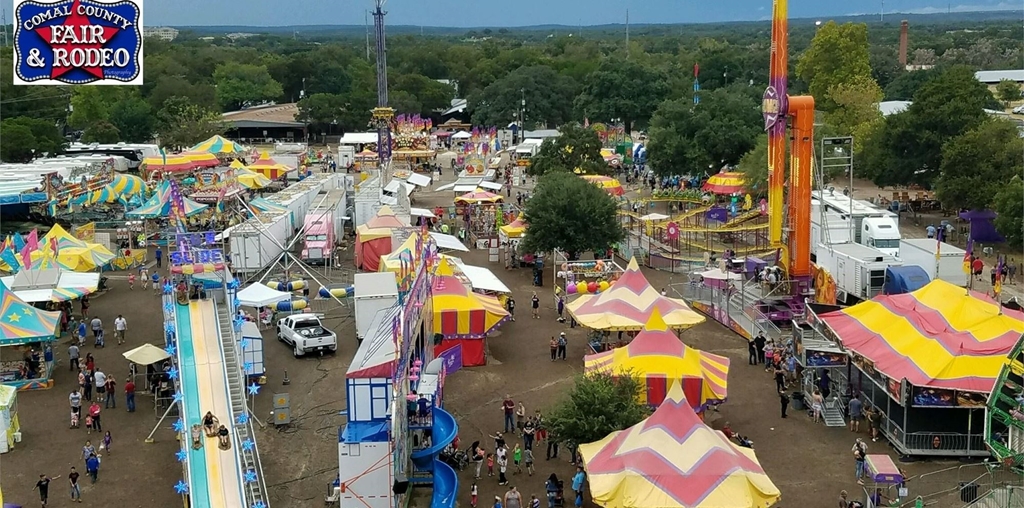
[812, 279, 1024, 457]
[356, 206, 411, 271]
[567, 258, 705, 331]
[0, 385, 19, 453]
[584, 311, 729, 411]
[0, 269, 99, 303]
[432, 260, 509, 367]
[498, 215, 527, 268]
[0, 282, 62, 390]
[248, 152, 296, 180]
[578, 383, 781, 508]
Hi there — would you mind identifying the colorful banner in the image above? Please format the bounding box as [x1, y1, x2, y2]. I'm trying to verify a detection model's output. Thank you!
[912, 387, 957, 407]
[75, 223, 96, 242]
[439, 344, 464, 375]
[44, 159, 115, 204]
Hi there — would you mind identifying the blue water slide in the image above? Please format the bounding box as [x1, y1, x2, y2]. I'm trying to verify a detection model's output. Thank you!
[411, 406, 458, 470]
[431, 459, 459, 508]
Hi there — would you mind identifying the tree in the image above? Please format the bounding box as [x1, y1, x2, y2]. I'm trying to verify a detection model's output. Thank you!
[157, 97, 227, 150]
[82, 121, 121, 144]
[469, 66, 576, 128]
[392, 74, 455, 117]
[647, 86, 761, 176]
[796, 22, 873, 112]
[736, 123, 840, 195]
[996, 79, 1021, 107]
[546, 372, 650, 448]
[883, 68, 938, 101]
[0, 116, 64, 162]
[213, 62, 284, 111]
[934, 119, 1023, 210]
[574, 59, 669, 134]
[520, 172, 624, 260]
[296, 93, 345, 132]
[824, 76, 883, 151]
[146, 76, 217, 111]
[528, 123, 605, 177]
[109, 95, 155, 143]
[993, 176, 1024, 249]
[68, 87, 120, 130]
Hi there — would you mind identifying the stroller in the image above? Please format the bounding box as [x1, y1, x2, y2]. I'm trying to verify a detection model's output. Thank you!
[70, 410, 79, 429]
[440, 443, 468, 471]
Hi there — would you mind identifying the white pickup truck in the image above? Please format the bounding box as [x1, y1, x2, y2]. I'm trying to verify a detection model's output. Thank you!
[276, 313, 338, 357]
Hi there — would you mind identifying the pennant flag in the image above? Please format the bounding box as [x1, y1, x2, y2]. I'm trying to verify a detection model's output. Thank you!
[19, 244, 32, 269]
[935, 227, 944, 261]
[25, 229, 39, 252]
[963, 239, 973, 275]
[49, 236, 59, 256]
[11, 233, 25, 252]
[0, 248, 21, 274]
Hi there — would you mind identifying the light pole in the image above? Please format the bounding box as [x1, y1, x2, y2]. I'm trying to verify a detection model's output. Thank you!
[519, 88, 526, 143]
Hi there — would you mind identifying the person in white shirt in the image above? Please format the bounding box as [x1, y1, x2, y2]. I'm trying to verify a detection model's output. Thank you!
[93, 369, 107, 403]
[113, 315, 127, 345]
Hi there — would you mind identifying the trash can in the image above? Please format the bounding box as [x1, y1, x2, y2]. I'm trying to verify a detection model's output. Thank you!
[791, 391, 806, 411]
[959, 482, 978, 503]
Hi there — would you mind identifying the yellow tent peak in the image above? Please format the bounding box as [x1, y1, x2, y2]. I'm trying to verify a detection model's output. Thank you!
[378, 205, 396, 216]
[435, 257, 455, 277]
[230, 160, 247, 169]
[643, 307, 670, 332]
[664, 379, 688, 405]
[626, 257, 640, 271]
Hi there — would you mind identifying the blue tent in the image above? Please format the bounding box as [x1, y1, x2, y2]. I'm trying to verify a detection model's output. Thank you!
[883, 266, 930, 295]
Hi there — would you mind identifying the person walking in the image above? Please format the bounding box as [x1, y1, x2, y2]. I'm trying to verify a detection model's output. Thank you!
[556, 332, 567, 360]
[104, 376, 116, 408]
[849, 394, 864, 433]
[556, 296, 565, 323]
[88, 402, 102, 432]
[502, 395, 515, 434]
[113, 315, 127, 345]
[82, 441, 96, 463]
[853, 438, 868, 484]
[504, 486, 523, 508]
[140, 268, 149, 290]
[549, 337, 558, 361]
[85, 453, 100, 483]
[68, 342, 80, 371]
[125, 376, 136, 412]
[531, 292, 540, 319]
[497, 452, 509, 485]
[35, 473, 59, 507]
[779, 389, 789, 418]
[68, 466, 81, 503]
[69, 389, 82, 425]
[811, 388, 825, 424]
[155, 246, 162, 268]
[93, 369, 107, 403]
[506, 297, 516, 322]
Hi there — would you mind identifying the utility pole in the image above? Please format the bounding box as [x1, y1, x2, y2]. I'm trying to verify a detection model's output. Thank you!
[625, 9, 630, 58]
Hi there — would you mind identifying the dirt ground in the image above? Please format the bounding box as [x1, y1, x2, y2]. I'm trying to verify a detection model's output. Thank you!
[0, 171, 995, 508]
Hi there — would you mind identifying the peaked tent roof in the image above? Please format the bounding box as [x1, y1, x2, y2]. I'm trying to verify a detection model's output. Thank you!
[237, 283, 293, 308]
[579, 383, 780, 508]
[433, 271, 509, 338]
[190, 135, 245, 154]
[126, 181, 210, 219]
[500, 215, 527, 238]
[584, 310, 729, 409]
[455, 189, 504, 204]
[44, 224, 87, 250]
[567, 258, 706, 331]
[818, 279, 1024, 393]
[0, 281, 61, 345]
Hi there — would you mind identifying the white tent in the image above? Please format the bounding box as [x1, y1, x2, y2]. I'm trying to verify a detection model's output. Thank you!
[123, 343, 172, 366]
[451, 130, 472, 140]
[430, 232, 470, 252]
[237, 284, 292, 307]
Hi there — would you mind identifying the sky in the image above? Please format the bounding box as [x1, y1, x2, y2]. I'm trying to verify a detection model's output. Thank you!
[146, 0, 1022, 27]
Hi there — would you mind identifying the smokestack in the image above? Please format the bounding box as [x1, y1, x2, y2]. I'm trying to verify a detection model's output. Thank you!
[898, 20, 909, 68]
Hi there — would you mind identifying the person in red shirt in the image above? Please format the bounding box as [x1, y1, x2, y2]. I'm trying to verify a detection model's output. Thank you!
[124, 377, 136, 413]
[502, 395, 515, 434]
[973, 257, 984, 282]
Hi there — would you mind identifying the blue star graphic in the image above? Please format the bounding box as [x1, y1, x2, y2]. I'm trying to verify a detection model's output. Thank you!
[233, 298, 241, 307]
[173, 392, 184, 403]
[165, 344, 177, 356]
[239, 338, 250, 350]
[175, 449, 188, 462]
[174, 480, 189, 494]
[164, 283, 174, 294]
[168, 367, 179, 380]
[236, 413, 249, 425]
[243, 362, 253, 372]
[252, 501, 266, 508]
[244, 469, 258, 483]
[241, 439, 254, 452]
[164, 322, 176, 334]
[172, 419, 184, 432]
[247, 383, 261, 396]
[163, 302, 174, 314]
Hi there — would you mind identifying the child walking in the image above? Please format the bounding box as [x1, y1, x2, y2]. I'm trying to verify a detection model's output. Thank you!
[471, 483, 478, 508]
[487, 453, 494, 477]
[140, 268, 149, 290]
[101, 431, 112, 455]
[128, 272, 136, 290]
[524, 447, 534, 476]
[513, 444, 522, 474]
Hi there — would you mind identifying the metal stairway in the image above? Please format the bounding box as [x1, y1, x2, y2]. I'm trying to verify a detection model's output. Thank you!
[214, 299, 270, 508]
[823, 398, 846, 427]
[967, 486, 1024, 508]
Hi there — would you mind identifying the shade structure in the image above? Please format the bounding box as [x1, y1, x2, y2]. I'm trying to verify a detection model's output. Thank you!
[584, 310, 729, 410]
[237, 168, 272, 189]
[0, 281, 61, 345]
[432, 273, 509, 339]
[90, 173, 147, 204]
[43, 224, 87, 250]
[579, 383, 781, 508]
[356, 206, 411, 271]
[180, 151, 221, 168]
[141, 153, 195, 173]
[56, 244, 116, 272]
[499, 215, 528, 239]
[229, 159, 248, 170]
[581, 174, 625, 196]
[237, 283, 292, 308]
[190, 135, 245, 155]
[249, 152, 295, 179]
[126, 181, 210, 219]
[817, 279, 1024, 393]
[702, 172, 745, 195]
[455, 189, 504, 204]
[122, 343, 172, 365]
[249, 197, 287, 213]
[567, 258, 706, 331]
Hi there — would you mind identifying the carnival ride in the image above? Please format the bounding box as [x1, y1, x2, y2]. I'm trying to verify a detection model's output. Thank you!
[410, 406, 460, 508]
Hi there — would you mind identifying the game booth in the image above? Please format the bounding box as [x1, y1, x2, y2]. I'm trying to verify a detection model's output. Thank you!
[810, 280, 1024, 457]
[498, 214, 527, 268]
[0, 282, 62, 391]
[578, 383, 781, 508]
[431, 259, 510, 367]
[584, 310, 729, 413]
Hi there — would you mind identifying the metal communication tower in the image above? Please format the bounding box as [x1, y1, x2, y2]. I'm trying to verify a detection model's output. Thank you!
[370, 0, 394, 166]
[1, 9, 9, 47]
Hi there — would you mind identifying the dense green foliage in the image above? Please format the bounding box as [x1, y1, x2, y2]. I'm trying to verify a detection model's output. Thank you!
[521, 172, 623, 259]
[528, 124, 606, 177]
[546, 372, 650, 448]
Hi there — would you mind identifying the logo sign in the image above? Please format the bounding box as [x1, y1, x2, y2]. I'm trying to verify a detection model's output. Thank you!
[438, 345, 463, 375]
[665, 222, 679, 240]
[14, 0, 143, 85]
[762, 86, 783, 131]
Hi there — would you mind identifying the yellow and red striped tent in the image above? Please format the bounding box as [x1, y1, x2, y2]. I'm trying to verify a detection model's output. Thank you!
[432, 268, 509, 338]
[581, 174, 625, 196]
[702, 171, 745, 195]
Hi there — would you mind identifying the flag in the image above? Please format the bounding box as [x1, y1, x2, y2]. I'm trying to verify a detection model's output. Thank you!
[49, 236, 58, 256]
[25, 229, 39, 252]
[19, 244, 32, 269]
[963, 239, 973, 274]
[12, 232, 25, 252]
[0, 248, 20, 274]
[995, 256, 1005, 297]
[935, 227, 944, 261]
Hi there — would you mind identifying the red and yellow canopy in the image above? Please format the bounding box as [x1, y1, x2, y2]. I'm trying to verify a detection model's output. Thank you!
[702, 171, 745, 195]
[818, 279, 1024, 393]
[566, 258, 705, 331]
[432, 263, 509, 338]
[180, 151, 221, 168]
[455, 189, 504, 204]
[249, 152, 295, 179]
[585, 310, 728, 410]
[579, 383, 780, 508]
[581, 174, 625, 196]
[142, 154, 195, 173]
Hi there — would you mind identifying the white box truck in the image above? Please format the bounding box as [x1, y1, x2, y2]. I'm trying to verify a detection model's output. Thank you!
[811, 206, 852, 262]
[353, 272, 399, 343]
[897, 238, 967, 287]
[812, 192, 902, 256]
[816, 242, 903, 304]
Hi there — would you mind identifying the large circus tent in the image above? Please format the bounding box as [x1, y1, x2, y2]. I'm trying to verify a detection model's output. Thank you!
[567, 258, 705, 331]
[579, 384, 780, 508]
[432, 259, 509, 367]
[584, 310, 729, 410]
[355, 206, 410, 271]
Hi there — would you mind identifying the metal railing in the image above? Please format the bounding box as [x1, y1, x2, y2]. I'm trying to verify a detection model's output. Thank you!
[875, 414, 987, 457]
